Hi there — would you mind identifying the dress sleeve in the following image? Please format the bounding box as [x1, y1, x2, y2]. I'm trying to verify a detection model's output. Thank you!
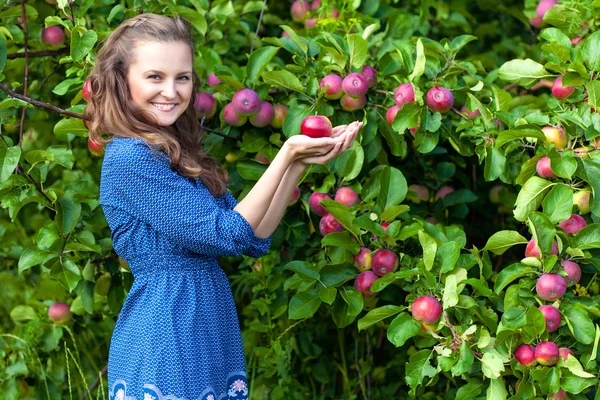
[100, 138, 268, 258]
[223, 191, 272, 258]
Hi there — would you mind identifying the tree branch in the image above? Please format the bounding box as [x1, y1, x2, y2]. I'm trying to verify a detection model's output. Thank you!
[250, 0, 268, 54]
[7, 48, 69, 59]
[0, 84, 84, 119]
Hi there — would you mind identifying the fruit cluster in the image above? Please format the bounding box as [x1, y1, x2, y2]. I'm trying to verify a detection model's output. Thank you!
[319, 67, 376, 112]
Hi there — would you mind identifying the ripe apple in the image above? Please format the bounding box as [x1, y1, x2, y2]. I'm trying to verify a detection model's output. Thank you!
[354, 271, 378, 295]
[525, 238, 558, 258]
[88, 138, 105, 157]
[550, 389, 568, 400]
[435, 186, 454, 200]
[558, 214, 587, 235]
[460, 104, 480, 119]
[354, 247, 372, 272]
[407, 184, 429, 203]
[530, 16, 544, 27]
[223, 103, 247, 126]
[291, 0, 309, 22]
[561, 260, 581, 286]
[571, 37, 583, 45]
[536, 273, 567, 301]
[232, 89, 261, 117]
[41, 26, 65, 46]
[305, 18, 317, 28]
[301, 115, 332, 138]
[194, 93, 217, 118]
[535, 341, 560, 366]
[271, 105, 288, 129]
[309, 192, 331, 216]
[320, 74, 344, 100]
[207, 73, 221, 87]
[552, 76, 575, 100]
[515, 344, 537, 366]
[536, 0, 558, 18]
[361, 65, 377, 88]
[426, 86, 454, 113]
[559, 347, 574, 361]
[536, 156, 557, 178]
[254, 153, 270, 164]
[334, 187, 360, 207]
[319, 213, 344, 236]
[412, 295, 443, 324]
[311, 0, 321, 9]
[394, 83, 415, 107]
[82, 79, 92, 102]
[573, 190, 591, 214]
[372, 222, 390, 240]
[542, 126, 567, 150]
[340, 94, 367, 111]
[48, 302, 72, 324]
[341, 73, 369, 97]
[288, 187, 301, 206]
[539, 305, 561, 332]
[250, 101, 275, 128]
[371, 249, 398, 276]
[386, 105, 400, 126]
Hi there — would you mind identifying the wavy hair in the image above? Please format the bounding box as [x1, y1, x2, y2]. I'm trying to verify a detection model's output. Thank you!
[84, 13, 228, 197]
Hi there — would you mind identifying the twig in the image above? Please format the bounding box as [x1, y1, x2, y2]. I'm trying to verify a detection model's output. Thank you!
[19, 0, 30, 151]
[0, 84, 84, 119]
[250, 0, 268, 54]
[199, 118, 241, 142]
[66, 0, 75, 25]
[79, 365, 108, 400]
[452, 107, 469, 120]
[40, 65, 63, 91]
[7, 48, 69, 59]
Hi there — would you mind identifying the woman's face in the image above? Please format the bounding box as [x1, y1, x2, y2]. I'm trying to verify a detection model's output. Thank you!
[127, 41, 193, 126]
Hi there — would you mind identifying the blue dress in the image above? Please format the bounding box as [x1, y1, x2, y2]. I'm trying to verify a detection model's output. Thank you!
[99, 136, 271, 400]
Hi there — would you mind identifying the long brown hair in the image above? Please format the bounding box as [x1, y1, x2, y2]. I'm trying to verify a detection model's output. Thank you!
[84, 13, 228, 197]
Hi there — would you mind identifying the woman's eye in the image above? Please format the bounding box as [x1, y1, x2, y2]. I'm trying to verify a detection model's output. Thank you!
[148, 75, 161, 79]
[178, 76, 191, 81]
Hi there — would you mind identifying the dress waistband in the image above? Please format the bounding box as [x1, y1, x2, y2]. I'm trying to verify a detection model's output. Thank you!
[126, 254, 221, 276]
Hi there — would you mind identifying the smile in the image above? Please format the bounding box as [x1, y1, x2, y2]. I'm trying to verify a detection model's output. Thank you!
[151, 103, 177, 111]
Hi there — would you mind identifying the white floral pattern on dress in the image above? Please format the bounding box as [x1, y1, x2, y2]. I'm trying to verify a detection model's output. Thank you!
[227, 379, 248, 398]
[115, 389, 125, 400]
[144, 394, 156, 400]
[206, 396, 215, 400]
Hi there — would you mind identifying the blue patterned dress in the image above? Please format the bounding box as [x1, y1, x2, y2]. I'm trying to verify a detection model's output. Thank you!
[100, 136, 271, 400]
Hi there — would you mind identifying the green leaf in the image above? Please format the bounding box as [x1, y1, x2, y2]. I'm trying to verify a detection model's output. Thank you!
[53, 118, 88, 137]
[236, 161, 267, 181]
[542, 184, 573, 224]
[335, 141, 364, 182]
[486, 377, 507, 400]
[283, 260, 320, 281]
[246, 46, 279, 84]
[175, 6, 207, 35]
[52, 78, 81, 96]
[357, 305, 403, 331]
[321, 231, 360, 253]
[319, 200, 360, 236]
[318, 287, 337, 305]
[484, 230, 528, 255]
[347, 34, 368, 69]
[339, 286, 363, 316]
[107, 4, 125, 23]
[409, 39, 425, 82]
[443, 274, 458, 309]
[548, 150, 577, 179]
[0, 146, 21, 183]
[392, 103, 421, 133]
[419, 231, 437, 270]
[376, 166, 407, 211]
[498, 59, 552, 87]
[582, 31, 600, 71]
[481, 349, 505, 379]
[405, 349, 437, 391]
[586, 81, 600, 111]
[495, 129, 546, 148]
[70, 28, 97, 61]
[261, 70, 304, 92]
[387, 312, 421, 347]
[10, 305, 37, 324]
[573, 223, 600, 250]
[449, 35, 477, 53]
[563, 305, 596, 344]
[501, 307, 527, 329]
[484, 147, 506, 182]
[55, 192, 81, 235]
[452, 342, 475, 376]
[492, 87, 512, 112]
[494, 264, 533, 294]
[540, 28, 571, 48]
[50, 258, 81, 292]
[437, 241, 462, 273]
[282, 103, 310, 137]
[466, 93, 494, 129]
[455, 381, 484, 400]
[289, 289, 322, 319]
[581, 158, 600, 216]
[282, 25, 308, 56]
[0, 35, 6, 75]
[528, 212, 556, 255]
[18, 247, 57, 274]
[513, 177, 553, 222]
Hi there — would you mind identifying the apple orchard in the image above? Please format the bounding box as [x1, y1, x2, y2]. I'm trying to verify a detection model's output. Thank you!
[2, 0, 600, 399]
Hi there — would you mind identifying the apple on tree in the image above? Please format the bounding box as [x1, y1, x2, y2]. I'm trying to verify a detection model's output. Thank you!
[535, 341, 560, 366]
[231, 88, 261, 117]
[222, 103, 247, 127]
[558, 214, 587, 235]
[435, 186, 454, 200]
[536, 0, 558, 18]
[426, 86, 454, 113]
[354, 247, 372, 272]
[515, 344, 537, 366]
[320, 74, 344, 100]
[525, 238, 558, 258]
[354, 271, 378, 296]
[194, 93, 217, 118]
[539, 305, 561, 332]
[291, 0, 309, 22]
[88, 138, 105, 157]
[207, 73, 222, 88]
[536, 156, 557, 178]
[552, 76, 575, 100]
[407, 184, 429, 203]
[542, 126, 567, 150]
[550, 389, 569, 400]
[340, 94, 367, 112]
[82, 79, 92, 102]
[341, 73, 369, 97]
[48, 301, 72, 324]
[371, 249, 398, 276]
[319, 213, 343, 236]
[308, 192, 331, 216]
[361, 65, 377, 88]
[411, 295, 443, 324]
[372, 221, 390, 240]
[288, 187, 301, 206]
[41, 26, 65, 46]
[249, 101, 275, 128]
[394, 83, 415, 107]
[270, 105, 289, 129]
[561, 260, 581, 286]
[536, 273, 567, 301]
[334, 187, 360, 207]
[559, 347, 574, 361]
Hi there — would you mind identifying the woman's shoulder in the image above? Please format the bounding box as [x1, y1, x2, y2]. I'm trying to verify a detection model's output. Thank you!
[105, 136, 168, 163]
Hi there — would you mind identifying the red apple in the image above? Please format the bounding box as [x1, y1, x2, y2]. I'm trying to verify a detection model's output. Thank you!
[301, 115, 333, 138]
[426, 86, 454, 113]
[536, 273, 567, 301]
[558, 214, 587, 235]
[371, 249, 398, 276]
[354, 247, 372, 272]
[571, 37, 583, 45]
[309, 192, 331, 216]
[515, 344, 537, 366]
[559, 347, 574, 361]
[255, 153, 270, 164]
[539, 305, 561, 332]
[340, 94, 367, 111]
[305, 18, 317, 28]
[354, 271, 378, 295]
[288, 187, 301, 205]
[412, 295, 443, 324]
[542, 126, 568, 150]
[372, 222, 390, 240]
[250, 101, 275, 128]
[552, 76, 575, 100]
[231, 88, 261, 117]
[320, 74, 344, 100]
[291, 0, 309, 22]
[41, 26, 65, 46]
[461, 104, 480, 119]
[536, 156, 557, 178]
[536, 0, 558, 18]
[361, 65, 377, 88]
[223, 103, 247, 126]
[394, 83, 415, 107]
[435, 186, 454, 200]
[525, 238, 558, 258]
[311, 0, 321, 9]
[341, 73, 369, 97]
[334, 187, 360, 207]
[535, 341, 560, 366]
[88, 138, 105, 157]
[207, 73, 221, 87]
[82, 79, 92, 102]
[194, 93, 217, 118]
[407, 184, 429, 203]
[386, 105, 400, 126]
[271, 105, 288, 129]
[561, 260, 581, 286]
[530, 16, 544, 27]
[48, 302, 72, 324]
[550, 389, 568, 400]
[319, 213, 344, 236]
[573, 190, 591, 214]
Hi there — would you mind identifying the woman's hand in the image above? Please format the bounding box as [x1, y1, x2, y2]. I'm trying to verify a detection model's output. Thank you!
[282, 134, 337, 162]
[296, 121, 362, 166]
